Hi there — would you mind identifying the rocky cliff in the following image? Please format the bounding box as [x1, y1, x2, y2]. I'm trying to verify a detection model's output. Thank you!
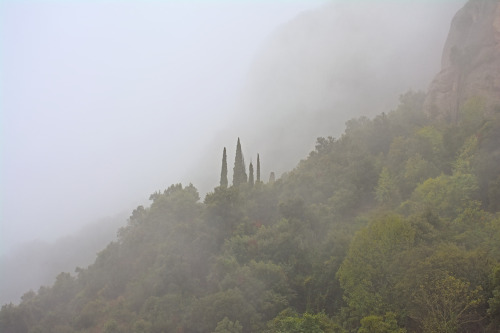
[425, 0, 500, 120]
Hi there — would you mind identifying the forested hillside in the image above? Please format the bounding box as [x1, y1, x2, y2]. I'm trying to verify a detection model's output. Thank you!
[2, 0, 500, 332]
[1, 90, 500, 333]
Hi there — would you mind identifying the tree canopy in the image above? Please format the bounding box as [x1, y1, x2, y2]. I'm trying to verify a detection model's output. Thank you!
[2, 93, 500, 333]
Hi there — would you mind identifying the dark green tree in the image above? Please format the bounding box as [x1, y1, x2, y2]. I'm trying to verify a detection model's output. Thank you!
[233, 138, 247, 186]
[249, 162, 254, 186]
[220, 147, 228, 188]
[257, 154, 261, 183]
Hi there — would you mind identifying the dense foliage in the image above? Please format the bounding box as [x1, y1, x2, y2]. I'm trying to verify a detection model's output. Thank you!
[1, 92, 500, 333]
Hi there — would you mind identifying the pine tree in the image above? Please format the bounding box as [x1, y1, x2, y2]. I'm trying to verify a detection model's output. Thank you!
[220, 147, 228, 188]
[233, 138, 247, 186]
[256, 154, 261, 183]
[248, 162, 254, 186]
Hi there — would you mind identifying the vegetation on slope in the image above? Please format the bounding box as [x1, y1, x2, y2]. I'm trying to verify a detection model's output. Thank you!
[1, 92, 500, 333]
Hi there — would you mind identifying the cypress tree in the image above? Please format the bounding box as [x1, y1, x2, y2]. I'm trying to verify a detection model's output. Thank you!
[248, 162, 254, 186]
[256, 154, 261, 183]
[220, 147, 228, 188]
[243, 157, 248, 182]
[233, 138, 248, 186]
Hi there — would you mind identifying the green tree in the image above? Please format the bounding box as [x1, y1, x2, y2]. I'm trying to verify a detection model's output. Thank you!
[403, 153, 439, 189]
[375, 167, 399, 205]
[404, 173, 478, 218]
[249, 162, 255, 186]
[257, 154, 261, 183]
[472, 113, 500, 209]
[233, 138, 247, 187]
[337, 215, 414, 322]
[411, 273, 483, 333]
[358, 312, 406, 333]
[221, 147, 228, 188]
[487, 264, 500, 329]
[103, 319, 120, 333]
[189, 288, 259, 332]
[213, 317, 243, 333]
[266, 309, 339, 333]
[0, 303, 30, 333]
[204, 186, 243, 245]
[132, 319, 152, 333]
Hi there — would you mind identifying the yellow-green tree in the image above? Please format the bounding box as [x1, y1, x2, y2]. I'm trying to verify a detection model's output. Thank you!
[337, 214, 414, 323]
[411, 274, 483, 333]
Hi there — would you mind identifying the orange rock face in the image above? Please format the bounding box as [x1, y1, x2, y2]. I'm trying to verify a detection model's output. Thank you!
[425, 0, 500, 121]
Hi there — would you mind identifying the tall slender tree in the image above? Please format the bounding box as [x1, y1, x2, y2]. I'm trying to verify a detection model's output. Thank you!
[220, 147, 228, 188]
[256, 154, 261, 183]
[233, 138, 247, 186]
[248, 162, 254, 186]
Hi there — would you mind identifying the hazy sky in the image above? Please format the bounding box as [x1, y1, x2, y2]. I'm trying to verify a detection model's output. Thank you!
[1, 1, 330, 255]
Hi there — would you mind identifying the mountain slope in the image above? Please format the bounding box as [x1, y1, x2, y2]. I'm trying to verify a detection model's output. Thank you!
[1, 1, 500, 333]
[2, 87, 500, 333]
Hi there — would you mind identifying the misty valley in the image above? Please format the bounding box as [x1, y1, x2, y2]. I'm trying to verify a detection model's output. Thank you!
[2, 0, 500, 332]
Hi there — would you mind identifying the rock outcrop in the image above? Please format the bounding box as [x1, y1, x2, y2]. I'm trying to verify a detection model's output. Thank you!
[425, 0, 500, 121]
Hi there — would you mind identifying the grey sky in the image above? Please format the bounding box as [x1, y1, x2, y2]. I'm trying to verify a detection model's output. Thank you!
[0, 1, 328, 255]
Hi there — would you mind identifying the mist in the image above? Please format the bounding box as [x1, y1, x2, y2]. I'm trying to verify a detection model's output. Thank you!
[3, 1, 500, 330]
[0, 213, 126, 305]
[1, 1, 327, 256]
[198, 1, 466, 181]
[1, 0, 465, 303]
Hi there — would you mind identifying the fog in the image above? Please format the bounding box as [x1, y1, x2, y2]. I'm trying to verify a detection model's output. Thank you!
[1, 1, 327, 256]
[0, 213, 126, 305]
[219, 1, 466, 178]
[185, 1, 465, 193]
[1, 0, 464, 300]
